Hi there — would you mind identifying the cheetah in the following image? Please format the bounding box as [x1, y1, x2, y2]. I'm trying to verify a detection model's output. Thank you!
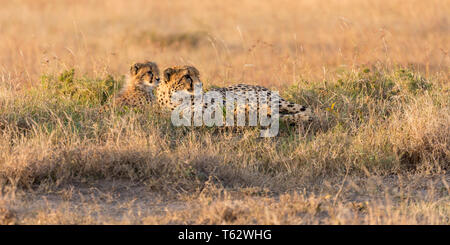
[155, 65, 313, 126]
[100, 61, 160, 113]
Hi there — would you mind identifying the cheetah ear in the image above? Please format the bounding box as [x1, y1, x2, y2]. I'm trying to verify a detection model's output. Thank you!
[130, 63, 142, 76]
[163, 68, 175, 82]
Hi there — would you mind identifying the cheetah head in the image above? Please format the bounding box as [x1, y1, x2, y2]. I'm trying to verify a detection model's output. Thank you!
[130, 61, 160, 92]
[162, 65, 201, 95]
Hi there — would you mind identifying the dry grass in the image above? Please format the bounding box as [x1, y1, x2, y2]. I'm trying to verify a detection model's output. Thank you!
[0, 0, 449, 224]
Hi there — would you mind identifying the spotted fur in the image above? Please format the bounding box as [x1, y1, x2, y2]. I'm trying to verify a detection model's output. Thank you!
[155, 65, 313, 125]
[100, 61, 160, 113]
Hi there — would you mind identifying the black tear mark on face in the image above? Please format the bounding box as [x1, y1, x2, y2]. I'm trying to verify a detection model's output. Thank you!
[143, 70, 154, 83]
[185, 75, 193, 88]
[179, 75, 194, 92]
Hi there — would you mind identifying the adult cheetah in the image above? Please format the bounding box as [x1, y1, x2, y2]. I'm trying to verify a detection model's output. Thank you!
[101, 61, 160, 113]
[155, 65, 313, 125]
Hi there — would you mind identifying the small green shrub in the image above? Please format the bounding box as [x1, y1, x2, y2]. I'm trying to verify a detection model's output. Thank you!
[40, 69, 122, 107]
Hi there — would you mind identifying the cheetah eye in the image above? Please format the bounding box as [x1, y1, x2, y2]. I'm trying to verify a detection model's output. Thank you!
[184, 75, 192, 82]
[146, 71, 153, 81]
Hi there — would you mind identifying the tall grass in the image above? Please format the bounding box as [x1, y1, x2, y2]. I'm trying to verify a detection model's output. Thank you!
[0, 0, 448, 224]
[0, 66, 448, 189]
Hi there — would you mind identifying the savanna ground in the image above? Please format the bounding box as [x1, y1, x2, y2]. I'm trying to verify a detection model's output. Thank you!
[0, 0, 449, 224]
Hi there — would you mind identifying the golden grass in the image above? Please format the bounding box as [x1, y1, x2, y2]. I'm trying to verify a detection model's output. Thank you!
[0, 0, 449, 224]
[1, 0, 448, 86]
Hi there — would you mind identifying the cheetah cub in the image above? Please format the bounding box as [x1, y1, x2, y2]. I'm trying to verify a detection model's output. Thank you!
[101, 61, 160, 113]
[155, 65, 313, 125]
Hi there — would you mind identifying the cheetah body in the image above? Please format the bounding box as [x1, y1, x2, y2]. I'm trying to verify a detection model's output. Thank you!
[156, 66, 313, 125]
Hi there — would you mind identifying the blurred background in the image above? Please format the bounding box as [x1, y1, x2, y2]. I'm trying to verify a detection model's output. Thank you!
[1, 0, 448, 88]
